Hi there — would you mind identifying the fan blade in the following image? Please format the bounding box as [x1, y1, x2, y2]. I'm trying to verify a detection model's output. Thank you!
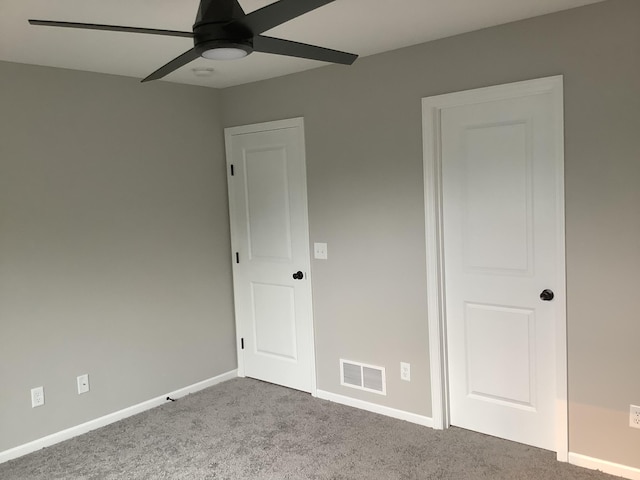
[196, 0, 245, 24]
[141, 48, 201, 83]
[29, 20, 193, 38]
[254, 35, 357, 65]
[233, 0, 334, 35]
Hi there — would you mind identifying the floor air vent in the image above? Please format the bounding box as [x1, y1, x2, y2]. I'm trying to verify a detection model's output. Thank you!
[340, 359, 386, 395]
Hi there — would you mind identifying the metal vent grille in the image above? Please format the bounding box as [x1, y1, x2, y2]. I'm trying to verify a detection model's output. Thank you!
[340, 359, 386, 395]
[363, 366, 384, 392]
[342, 362, 362, 387]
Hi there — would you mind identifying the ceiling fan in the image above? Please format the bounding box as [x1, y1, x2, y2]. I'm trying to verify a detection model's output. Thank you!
[29, 0, 358, 83]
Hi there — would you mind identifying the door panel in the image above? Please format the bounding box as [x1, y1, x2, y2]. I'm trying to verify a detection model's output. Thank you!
[461, 121, 532, 273]
[465, 303, 535, 408]
[252, 282, 297, 360]
[441, 91, 560, 450]
[245, 146, 293, 261]
[226, 118, 314, 393]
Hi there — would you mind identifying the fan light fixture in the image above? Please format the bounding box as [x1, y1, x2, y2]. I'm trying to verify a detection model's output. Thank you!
[201, 47, 248, 60]
[28, 0, 358, 83]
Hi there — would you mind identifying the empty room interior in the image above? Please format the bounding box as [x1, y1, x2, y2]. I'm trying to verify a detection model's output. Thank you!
[1, 0, 639, 478]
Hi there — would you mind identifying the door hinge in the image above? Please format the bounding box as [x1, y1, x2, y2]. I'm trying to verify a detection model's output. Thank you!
[241, 338, 244, 350]
[235, 252, 239, 264]
[230, 164, 235, 176]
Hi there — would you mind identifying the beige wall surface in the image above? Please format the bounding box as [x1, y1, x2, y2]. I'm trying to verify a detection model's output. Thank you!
[221, 0, 640, 468]
[0, 62, 236, 452]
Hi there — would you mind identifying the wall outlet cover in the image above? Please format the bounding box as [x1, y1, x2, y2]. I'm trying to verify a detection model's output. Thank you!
[400, 362, 411, 382]
[31, 386, 45, 408]
[77, 374, 90, 394]
[630, 404, 640, 429]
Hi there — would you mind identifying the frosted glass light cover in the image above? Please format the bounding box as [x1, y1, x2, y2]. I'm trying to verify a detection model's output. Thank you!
[202, 48, 248, 60]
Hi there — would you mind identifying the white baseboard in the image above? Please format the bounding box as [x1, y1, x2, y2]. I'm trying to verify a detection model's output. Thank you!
[316, 389, 433, 427]
[569, 452, 640, 480]
[0, 369, 238, 465]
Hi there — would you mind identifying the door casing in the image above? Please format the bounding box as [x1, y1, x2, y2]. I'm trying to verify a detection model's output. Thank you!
[421, 76, 567, 460]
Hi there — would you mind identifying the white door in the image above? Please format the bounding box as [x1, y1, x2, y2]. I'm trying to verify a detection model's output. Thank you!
[426, 78, 566, 451]
[225, 118, 315, 393]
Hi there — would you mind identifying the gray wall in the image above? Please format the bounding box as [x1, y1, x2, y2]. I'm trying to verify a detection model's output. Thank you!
[221, 0, 640, 468]
[0, 62, 236, 452]
[2, 0, 639, 470]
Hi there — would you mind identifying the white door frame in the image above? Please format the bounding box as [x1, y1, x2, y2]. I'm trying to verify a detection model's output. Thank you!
[421, 76, 568, 460]
[224, 117, 317, 396]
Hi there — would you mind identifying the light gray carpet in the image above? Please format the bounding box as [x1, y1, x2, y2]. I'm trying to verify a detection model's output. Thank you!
[0, 378, 621, 479]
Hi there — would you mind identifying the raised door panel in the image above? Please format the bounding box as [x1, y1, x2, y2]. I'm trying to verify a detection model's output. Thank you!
[465, 303, 536, 409]
[251, 282, 297, 361]
[244, 146, 293, 262]
[461, 121, 533, 275]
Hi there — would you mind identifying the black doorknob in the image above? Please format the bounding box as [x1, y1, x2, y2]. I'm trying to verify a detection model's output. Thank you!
[540, 289, 554, 301]
[292, 271, 304, 280]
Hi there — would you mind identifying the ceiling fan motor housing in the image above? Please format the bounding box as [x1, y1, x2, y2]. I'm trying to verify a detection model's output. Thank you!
[193, 21, 254, 56]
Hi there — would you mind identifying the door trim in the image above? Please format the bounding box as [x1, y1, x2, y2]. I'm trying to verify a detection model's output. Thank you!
[224, 117, 317, 397]
[421, 76, 567, 460]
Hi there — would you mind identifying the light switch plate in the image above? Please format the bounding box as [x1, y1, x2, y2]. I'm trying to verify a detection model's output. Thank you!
[314, 242, 328, 260]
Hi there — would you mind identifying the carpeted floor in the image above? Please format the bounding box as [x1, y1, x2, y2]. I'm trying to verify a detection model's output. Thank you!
[0, 378, 622, 479]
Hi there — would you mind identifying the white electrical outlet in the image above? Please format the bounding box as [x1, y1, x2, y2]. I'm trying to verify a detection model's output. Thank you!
[31, 386, 45, 408]
[400, 362, 411, 382]
[77, 374, 90, 394]
[630, 404, 640, 429]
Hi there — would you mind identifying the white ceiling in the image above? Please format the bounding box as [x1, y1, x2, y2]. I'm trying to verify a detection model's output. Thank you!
[1, 0, 603, 89]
